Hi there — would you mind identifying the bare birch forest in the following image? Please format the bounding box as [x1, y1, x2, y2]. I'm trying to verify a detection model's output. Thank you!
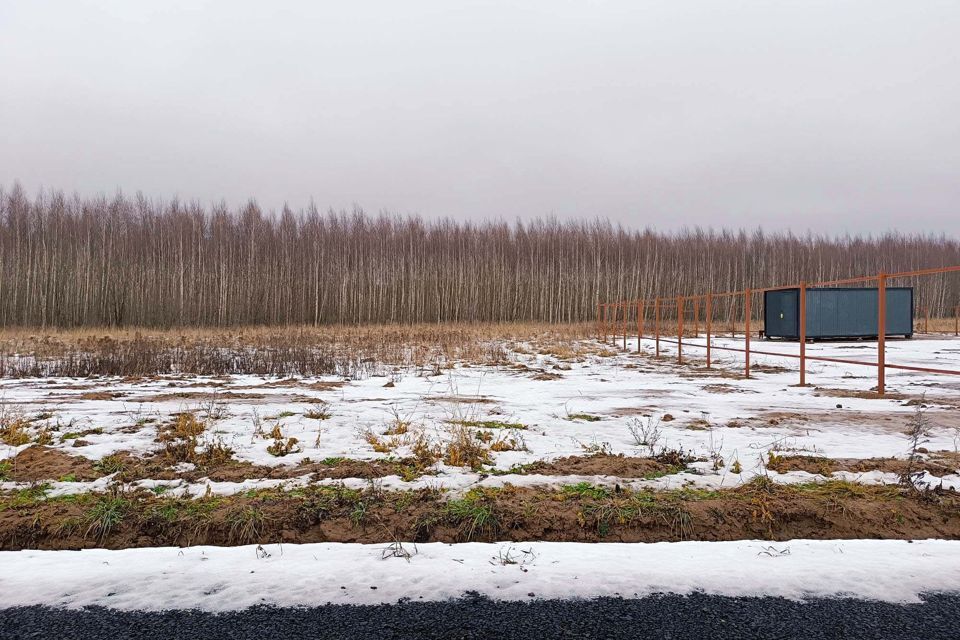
[1, 186, 958, 328]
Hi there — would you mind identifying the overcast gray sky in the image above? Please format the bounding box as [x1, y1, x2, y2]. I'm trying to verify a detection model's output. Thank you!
[1, 1, 958, 233]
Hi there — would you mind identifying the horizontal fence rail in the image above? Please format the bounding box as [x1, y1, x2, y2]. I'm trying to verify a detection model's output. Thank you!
[597, 266, 960, 396]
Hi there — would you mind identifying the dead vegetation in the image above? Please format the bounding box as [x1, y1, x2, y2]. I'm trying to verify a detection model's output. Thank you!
[0, 323, 594, 378]
[157, 412, 234, 467]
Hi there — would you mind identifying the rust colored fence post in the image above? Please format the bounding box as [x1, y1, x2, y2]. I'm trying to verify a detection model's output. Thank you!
[878, 272, 886, 396]
[610, 303, 618, 346]
[601, 304, 607, 344]
[956, 305, 959, 337]
[636, 300, 644, 354]
[744, 289, 751, 379]
[924, 307, 929, 334]
[677, 296, 684, 365]
[603, 302, 613, 343]
[799, 281, 807, 387]
[655, 298, 661, 357]
[693, 298, 700, 338]
[705, 293, 712, 368]
[615, 302, 622, 347]
[622, 302, 628, 350]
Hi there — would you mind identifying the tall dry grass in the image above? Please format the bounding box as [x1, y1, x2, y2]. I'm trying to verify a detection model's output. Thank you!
[0, 322, 596, 378]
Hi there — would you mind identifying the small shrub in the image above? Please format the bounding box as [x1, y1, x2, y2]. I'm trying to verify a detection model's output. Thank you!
[305, 401, 332, 420]
[901, 400, 933, 489]
[627, 416, 662, 455]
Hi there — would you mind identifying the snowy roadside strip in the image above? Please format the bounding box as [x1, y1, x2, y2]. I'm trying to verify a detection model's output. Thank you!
[1, 540, 959, 610]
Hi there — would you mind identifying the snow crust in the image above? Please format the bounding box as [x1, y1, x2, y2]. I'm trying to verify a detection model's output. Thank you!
[1, 539, 958, 610]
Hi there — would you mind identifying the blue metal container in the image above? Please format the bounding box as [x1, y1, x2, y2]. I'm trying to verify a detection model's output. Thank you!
[763, 287, 913, 340]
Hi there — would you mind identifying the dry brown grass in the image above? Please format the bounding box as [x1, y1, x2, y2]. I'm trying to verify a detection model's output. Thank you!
[444, 424, 492, 469]
[0, 322, 596, 378]
[0, 403, 32, 446]
[159, 412, 234, 466]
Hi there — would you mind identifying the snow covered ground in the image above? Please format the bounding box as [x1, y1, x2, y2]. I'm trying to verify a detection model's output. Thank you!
[1, 335, 959, 613]
[2, 539, 959, 610]
[1, 336, 959, 496]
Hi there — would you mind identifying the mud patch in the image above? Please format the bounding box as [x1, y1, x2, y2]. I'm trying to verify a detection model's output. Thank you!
[77, 391, 126, 401]
[750, 363, 791, 374]
[814, 387, 909, 401]
[768, 454, 960, 477]
[702, 383, 756, 394]
[5, 446, 101, 482]
[517, 454, 676, 478]
[427, 396, 496, 404]
[531, 371, 563, 381]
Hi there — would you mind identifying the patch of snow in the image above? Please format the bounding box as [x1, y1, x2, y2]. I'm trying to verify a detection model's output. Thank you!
[1, 539, 958, 610]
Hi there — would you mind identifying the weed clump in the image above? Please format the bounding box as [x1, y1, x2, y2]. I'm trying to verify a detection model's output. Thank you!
[160, 411, 235, 466]
[444, 425, 492, 469]
[0, 403, 31, 446]
[85, 493, 130, 541]
[451, 419, 527, 430]
[94, 455, 126, 476]
[304, 401, 332, 420]
[443, 487, 501, 540]
[267, 424, 301, 457]
[227, 505, 267, 544]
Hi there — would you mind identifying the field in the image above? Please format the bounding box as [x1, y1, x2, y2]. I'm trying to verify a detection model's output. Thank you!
[1, 324, 960, 609]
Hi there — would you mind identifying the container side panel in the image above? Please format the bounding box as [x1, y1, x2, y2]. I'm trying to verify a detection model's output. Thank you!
[842, 289, 879, 336]
[813, 290, 843, 338]
[886, 289, 913, 336]
[803, 287, 912, 339]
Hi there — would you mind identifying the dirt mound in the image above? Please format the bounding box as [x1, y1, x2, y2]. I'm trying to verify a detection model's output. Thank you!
[767, 454, 960, 477]
[521, 454, 674, 478]
[3, 479, 958, 551]
[6, 446, 100, 482]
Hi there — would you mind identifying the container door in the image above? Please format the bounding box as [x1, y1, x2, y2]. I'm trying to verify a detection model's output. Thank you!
[764, 290, 798, 338]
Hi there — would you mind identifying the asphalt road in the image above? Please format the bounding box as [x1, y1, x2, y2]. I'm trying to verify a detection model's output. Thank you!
[3, 593, 959, 640]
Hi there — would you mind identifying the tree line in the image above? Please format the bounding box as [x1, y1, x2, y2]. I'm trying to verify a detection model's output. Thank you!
[1, 185, 958, 328]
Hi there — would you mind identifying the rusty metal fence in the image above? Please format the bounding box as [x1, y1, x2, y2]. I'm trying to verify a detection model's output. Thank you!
[597, 265, 960, 396]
